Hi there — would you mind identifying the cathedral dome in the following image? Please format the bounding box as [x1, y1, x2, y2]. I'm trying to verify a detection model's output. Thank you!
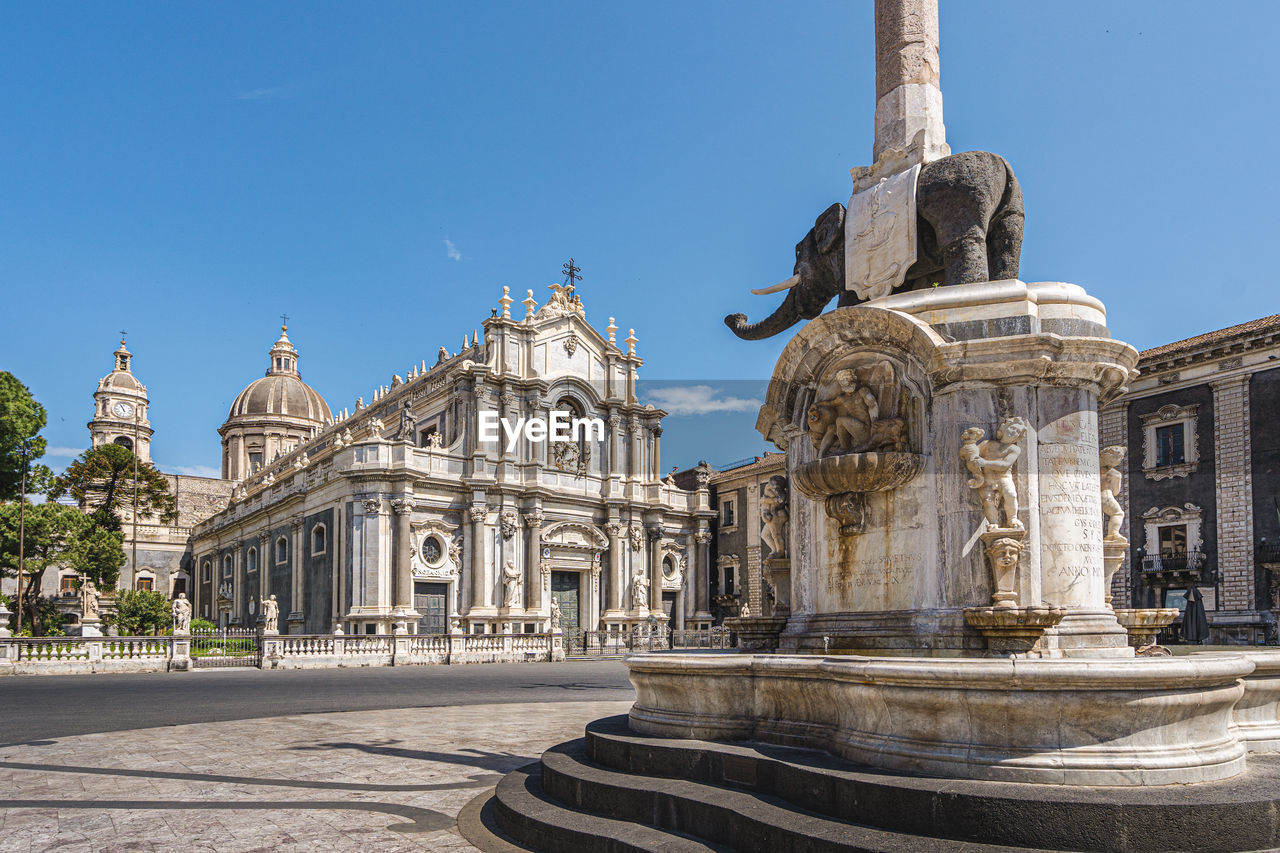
[228, 374, 330, 421]
[224, 326, 330, 423]
[219, 326, 331, 481]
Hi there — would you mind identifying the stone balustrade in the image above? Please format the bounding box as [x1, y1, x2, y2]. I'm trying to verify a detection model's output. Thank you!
[0, 630, 568, 676]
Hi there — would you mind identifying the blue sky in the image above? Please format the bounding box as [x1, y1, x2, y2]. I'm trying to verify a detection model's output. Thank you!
[3, 1, 1278, 476]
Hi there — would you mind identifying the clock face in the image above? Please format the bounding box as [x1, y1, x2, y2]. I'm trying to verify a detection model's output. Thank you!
[113, 402, 135, 418]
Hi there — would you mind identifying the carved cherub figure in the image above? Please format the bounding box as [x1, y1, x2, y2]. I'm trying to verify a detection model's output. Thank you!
[969, 418, 1026, 531]
[959, 427, 986, 488]
[760, 476, 789, 558]
[1099, 445, 1126, 540]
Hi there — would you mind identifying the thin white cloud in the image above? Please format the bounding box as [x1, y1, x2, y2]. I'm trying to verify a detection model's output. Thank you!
[443, 238, 463, 262]
[166, 464, 222, 479]
[644, 385, 761, 417]
[236, 86, 288, 101]
[44, 446, 85, 458]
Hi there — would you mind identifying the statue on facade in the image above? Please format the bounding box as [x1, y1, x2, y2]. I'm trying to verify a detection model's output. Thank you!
[1100, 445, 1127, 541]
[549, 598, 562, 630]
[171, 593, 191, 634]
[962, 418, 1027, 531]
[261, 595, 279, 633]
[760, 475, 789, 558]
[81, 579, 100, 622]
[503, 560, 523, 609]
[394, 400, 415, 442]
[631, 573, 649, 609]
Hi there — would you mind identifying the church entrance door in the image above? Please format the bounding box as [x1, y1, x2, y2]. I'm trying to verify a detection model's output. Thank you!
[415, 581, 448, 634]
[551, 571, 581, 633]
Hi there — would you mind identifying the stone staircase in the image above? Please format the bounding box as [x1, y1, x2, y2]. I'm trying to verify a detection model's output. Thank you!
[489, 715, 1280, 853]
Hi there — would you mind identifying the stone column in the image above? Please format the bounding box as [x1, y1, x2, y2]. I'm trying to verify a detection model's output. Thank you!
[1212, 375, 1255, 613]
[523, 509, 544, 611]
[257, 533, 270, 602]
[469, 504, 488, 609]
[647, 526, 664, 615]
[391, 498, 416, 619]
[652, 427, 662, 481]
[289, 519, 304, 631]
[872, 0, 947, 165]
[628, 420, 642, 480]
[607, 414, 621, 479]
[232, 541, 243, 623]
[695, 528, 712, 616]
[605, 522, 624, 614]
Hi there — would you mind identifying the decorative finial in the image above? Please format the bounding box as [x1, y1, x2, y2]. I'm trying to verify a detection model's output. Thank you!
[625, 328, 637, 356]
[606, 317, 617, 344]
[280, 313, 289, 332]
[523, 289, 537, 322]
[499, 286, 513, 319]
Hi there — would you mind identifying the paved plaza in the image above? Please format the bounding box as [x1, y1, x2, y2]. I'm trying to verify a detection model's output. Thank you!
[0, 662, 635, 852]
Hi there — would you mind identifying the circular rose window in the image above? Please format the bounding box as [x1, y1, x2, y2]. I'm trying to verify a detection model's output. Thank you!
[421, 535, 445, 567]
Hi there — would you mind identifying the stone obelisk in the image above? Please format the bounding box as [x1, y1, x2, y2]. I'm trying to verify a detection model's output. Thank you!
[854, 0, 950, 192]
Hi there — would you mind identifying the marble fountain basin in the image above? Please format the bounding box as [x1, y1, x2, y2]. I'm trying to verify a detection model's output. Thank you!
[791, 451, 925, 501]
[625, 651, 1280, 786]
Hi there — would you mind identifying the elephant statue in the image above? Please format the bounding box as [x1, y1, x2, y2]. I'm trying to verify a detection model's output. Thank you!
[725, 151, 1024, 340]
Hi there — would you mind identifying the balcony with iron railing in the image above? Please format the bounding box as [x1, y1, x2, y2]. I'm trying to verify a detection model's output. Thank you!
[1140, 550, 1210, 581]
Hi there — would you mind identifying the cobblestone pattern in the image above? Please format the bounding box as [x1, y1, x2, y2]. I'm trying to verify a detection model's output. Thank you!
[1212, 376, 1255, 611]
[0, 698, 631, 852]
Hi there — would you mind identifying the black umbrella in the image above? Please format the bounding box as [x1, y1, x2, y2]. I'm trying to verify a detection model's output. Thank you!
[1183, 586, 1210, 645]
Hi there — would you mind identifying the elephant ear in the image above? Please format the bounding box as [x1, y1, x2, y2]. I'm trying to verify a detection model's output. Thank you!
[815, 203, 845, 255]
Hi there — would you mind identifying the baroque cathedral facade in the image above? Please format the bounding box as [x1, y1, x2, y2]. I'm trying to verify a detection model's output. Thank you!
[98, 284, 715, 636]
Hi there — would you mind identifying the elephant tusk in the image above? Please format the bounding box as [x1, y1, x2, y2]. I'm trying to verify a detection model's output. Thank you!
[750, 274, 801, 296]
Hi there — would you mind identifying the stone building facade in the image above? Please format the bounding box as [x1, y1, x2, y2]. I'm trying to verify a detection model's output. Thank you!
[188, 286, 716, 636]
[707, 453, 787, 620]
[1103, 314, 1280, 644]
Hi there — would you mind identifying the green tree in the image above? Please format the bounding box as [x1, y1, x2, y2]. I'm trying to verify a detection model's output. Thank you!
[0, 501, 102, 634]
[112, 588, 173, 636]
[0, 372, 52, 500]
[50, 444, 176, 531]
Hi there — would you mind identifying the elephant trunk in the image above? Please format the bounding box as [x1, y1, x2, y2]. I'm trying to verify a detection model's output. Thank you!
[724, 288, 805, 340]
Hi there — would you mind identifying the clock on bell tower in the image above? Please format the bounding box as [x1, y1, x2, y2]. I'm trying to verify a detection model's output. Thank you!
[88, 338, 154, 463]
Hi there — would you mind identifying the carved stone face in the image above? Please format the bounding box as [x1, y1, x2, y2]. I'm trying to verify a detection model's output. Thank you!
[987, 541, 1021, 570]
[961, 427, 984, 444]
[996, 420, 1027, 444]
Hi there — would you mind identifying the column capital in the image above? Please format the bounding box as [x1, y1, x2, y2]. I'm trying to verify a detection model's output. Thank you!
[290, 518, 304, 532]
[468, 503, 487, 523]
[362, 497, 383, 516]
[391, 498, 414, 515]
[646, 525, 664, 542]
[1210, 373, 1252, 391]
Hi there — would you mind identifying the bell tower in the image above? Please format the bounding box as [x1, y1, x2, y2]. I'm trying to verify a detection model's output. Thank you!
[88, 337, 153, 463]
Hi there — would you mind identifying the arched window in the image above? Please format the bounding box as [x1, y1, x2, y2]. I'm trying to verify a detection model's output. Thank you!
[276, 536, 288, 563]
[113, 436, 134, 451]
[246, 547, 258, 574]
[202, 561, 212, 582]
[223, 555, 232, 577]
[312, 523, 327, 555]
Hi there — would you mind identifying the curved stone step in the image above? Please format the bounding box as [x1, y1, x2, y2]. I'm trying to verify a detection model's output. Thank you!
[492, 761, 728, 853]
[538, 739, 1020, 853]
[582, 715, 1280, 853]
